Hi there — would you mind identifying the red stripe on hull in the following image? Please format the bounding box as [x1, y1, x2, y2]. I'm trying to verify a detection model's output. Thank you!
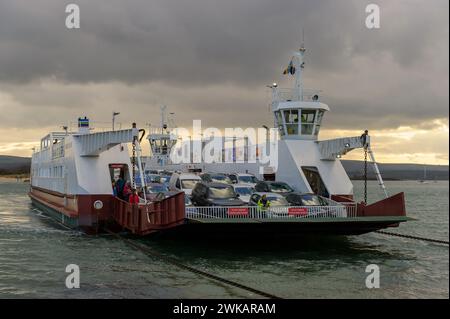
[29, 186, 115, 227]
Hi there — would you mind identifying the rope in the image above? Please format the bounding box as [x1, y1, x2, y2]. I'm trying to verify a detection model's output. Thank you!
[375, 230, 449, 245]
[104, 229, 282, 299]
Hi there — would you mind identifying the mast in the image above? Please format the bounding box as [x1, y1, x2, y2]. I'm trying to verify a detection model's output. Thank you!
[160, 105, 167, 133]
[293, 46, 305, 101]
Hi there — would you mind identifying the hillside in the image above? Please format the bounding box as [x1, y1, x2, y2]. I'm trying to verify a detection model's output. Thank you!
[0, 156, 31, 175]
[0, 155, 448, 180]
[341, 160, 449, 180]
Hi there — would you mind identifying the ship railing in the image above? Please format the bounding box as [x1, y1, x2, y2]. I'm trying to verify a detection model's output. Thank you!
[273, 88, 322, 103]
[147, 127, 178, 136]
[186, 204, 357, 220]
[112, 192, 186, 235]
[67, 121, 124, 132]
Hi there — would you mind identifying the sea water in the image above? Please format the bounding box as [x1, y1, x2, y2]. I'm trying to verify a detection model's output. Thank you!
[0, 180, 448, 298]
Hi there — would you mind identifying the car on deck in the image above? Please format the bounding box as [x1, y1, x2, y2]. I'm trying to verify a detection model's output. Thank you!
[284, 193, 329, 206]
[254, 181, 294, 196]
[248, 192, 290, 207]
[231, 184, 255, 204]
[227, 173, 259, 186]
[284, 193, 344, 218]
[191, 182, 245, 207]
[168, 173, 202, 195]
[199, 173, 233, 184]
[248, 192, 290, 218]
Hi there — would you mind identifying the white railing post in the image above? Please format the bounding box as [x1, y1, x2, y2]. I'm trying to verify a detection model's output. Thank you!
[185, 204, 357, 220]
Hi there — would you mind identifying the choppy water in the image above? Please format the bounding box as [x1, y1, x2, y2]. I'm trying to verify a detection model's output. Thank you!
[0, 180, 448, 298]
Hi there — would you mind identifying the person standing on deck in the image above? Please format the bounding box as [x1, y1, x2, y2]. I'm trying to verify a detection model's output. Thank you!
[112, 180, 118, 196]
[123, 181, 132, 202]
[115, 175, 125, 199]
[129, 189, 140, 204]
[360, 130, 369, 147]
[257, 195, 271, 210]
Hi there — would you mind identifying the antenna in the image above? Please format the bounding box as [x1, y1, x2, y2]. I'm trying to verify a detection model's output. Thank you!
[301, 27, 305, 48]
[293, 28, 306, 100]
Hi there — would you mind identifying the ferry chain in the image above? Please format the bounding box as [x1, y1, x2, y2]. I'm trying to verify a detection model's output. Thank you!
[375, 230, 449, 245]
[104, 229, 282, 299]
[364, 146, 368, 204]
[131, 136, 136, 189]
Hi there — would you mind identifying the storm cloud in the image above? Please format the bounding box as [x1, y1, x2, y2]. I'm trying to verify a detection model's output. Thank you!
[0, 0, 448, 140]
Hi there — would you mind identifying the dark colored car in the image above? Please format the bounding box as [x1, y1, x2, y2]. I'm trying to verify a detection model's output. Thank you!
[285, 193, 329, 206]
[191, 182, 245, 206]
[254, 181, 294, 196]
[199, 173, 233, 184]
[227, 173, 259, 185]
[248, 193, 290, 207]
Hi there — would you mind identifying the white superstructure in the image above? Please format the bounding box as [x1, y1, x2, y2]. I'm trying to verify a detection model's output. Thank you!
[269, 45, 354, 197]
[31, 118, 138, 195]
[143, 45, 379, 198]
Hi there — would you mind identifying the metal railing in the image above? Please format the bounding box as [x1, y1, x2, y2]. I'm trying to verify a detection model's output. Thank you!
[273, 88, 322, 103]
[186, 204, 357, 220]
[113, 192, 186, 235]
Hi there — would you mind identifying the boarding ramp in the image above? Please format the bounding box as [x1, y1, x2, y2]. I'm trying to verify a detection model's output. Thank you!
[186, 192, 407, 222]
[75, 129, 137, 156]
[317, 136, 366, 160]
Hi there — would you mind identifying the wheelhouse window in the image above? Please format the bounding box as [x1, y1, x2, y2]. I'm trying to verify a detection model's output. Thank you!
[314, 110, 324, 136]
[284, 110, 299, 135]
[301, 110, 316, 135]
[274, 111, 285, 136]
[275, 108, 326, 138]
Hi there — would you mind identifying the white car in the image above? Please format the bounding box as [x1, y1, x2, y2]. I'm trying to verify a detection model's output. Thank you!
[231, 184, 255, 204]
[168, 173, 202, 196]
[228, 173, 259, 187]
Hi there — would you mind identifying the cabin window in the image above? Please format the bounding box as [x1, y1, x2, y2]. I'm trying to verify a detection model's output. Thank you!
[301, 110, 316, 135]
[284, 110, 299, 135]
[316, 110, 324, 125]
[313, 125, 321, 136]
[274, 111, 285, 136]
[313, 110, 324, 136]
[301, 123, 314, 135]
[301, 110, 316, 123]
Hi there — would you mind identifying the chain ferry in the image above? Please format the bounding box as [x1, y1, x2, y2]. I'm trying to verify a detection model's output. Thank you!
[29, 46, 410, 237]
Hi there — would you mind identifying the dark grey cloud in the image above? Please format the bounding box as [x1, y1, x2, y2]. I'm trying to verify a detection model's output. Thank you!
[0, 0, 448, 131]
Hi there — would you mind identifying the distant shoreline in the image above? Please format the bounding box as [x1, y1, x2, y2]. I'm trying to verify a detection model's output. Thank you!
[0, 174, 30, 182]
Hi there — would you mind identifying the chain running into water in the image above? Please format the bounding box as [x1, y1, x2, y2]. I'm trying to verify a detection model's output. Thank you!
[375, 230, 449, 245]
[104, 229, 283, 299]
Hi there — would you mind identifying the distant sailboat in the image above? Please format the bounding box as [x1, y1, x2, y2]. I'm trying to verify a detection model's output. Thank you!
[418, 164, 429, 184]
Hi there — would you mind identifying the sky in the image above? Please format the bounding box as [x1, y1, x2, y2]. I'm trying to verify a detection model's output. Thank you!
[0, 0, 448, 164]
